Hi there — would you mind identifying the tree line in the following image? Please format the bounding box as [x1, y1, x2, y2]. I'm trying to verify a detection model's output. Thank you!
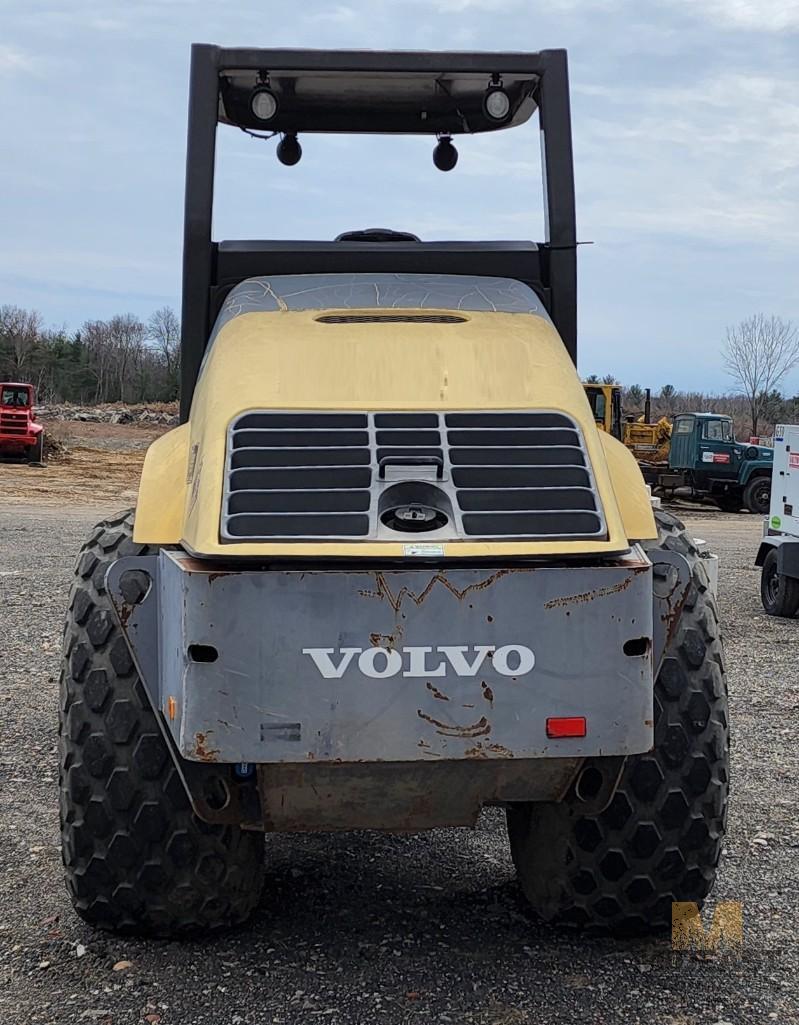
[0, 305, 180, 405]
[3, 303, 797, 437]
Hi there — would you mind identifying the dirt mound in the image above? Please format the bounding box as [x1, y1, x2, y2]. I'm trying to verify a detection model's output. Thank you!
[0, 447, 144, 505]
[37, 402, 179, 427]
[42, 431, 67, 462]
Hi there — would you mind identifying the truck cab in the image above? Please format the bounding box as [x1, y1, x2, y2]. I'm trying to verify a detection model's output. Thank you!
[668, 412, 772, 513]
[0, 382, 44, 463]
[583, 383, 622, 440]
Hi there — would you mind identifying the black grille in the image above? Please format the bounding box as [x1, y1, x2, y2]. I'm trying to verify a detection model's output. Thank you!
[224, 412, 370, 539]
[222, 411, 605, 541]
[443, 412, 601, 538]
[0, 414, 29, 435]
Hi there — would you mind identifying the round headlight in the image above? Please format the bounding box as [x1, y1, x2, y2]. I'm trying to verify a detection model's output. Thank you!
[484, 87, 511, 121]
[250, 87, 278, 122]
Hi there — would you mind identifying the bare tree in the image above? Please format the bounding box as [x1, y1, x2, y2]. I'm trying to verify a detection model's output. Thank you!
[723, 314, 799, 437]
[625, 384, 644, 409]
[0, 305, 43, 377]
[659, 384, 676, 415]
[82, 320, 115, 403]
[147, 307, 180, 396]
[108, 314, 147, 403]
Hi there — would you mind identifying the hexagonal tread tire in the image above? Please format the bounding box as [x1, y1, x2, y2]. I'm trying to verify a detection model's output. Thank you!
[507, 509, 729, 932]
[59, 511, 265, 936]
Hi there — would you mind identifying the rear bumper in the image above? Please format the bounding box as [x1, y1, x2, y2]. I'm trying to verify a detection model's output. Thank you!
[107, 549, 655, 768]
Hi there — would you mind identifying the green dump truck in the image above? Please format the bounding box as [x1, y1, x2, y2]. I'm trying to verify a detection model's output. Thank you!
[655, 412, 773, 514]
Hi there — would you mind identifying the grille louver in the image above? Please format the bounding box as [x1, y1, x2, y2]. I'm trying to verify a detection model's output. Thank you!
[223, 411, 605, 542]
[0, 412, 30, 435]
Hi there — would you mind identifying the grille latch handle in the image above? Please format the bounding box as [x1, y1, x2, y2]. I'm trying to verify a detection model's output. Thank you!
[378, 454, 444, 480]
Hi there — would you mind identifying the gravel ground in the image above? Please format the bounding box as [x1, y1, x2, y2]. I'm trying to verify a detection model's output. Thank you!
[1, 502, 797, 1025]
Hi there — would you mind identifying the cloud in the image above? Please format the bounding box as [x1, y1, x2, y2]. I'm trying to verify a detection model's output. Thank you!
[401, 0, 615, 10]
[0, 44, 37, 74]
[574, 70, 799, 245]
[681, 0, 799, 32]
[304, 4, 358, 24]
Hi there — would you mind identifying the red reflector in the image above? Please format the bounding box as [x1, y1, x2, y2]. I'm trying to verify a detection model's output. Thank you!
[546, 716, 587, 739]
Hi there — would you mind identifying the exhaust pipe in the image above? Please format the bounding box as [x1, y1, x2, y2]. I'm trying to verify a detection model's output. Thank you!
[644, 388, 651, 423]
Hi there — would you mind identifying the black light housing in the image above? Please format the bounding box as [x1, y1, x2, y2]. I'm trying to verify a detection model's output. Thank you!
[433, 135, 458, 172]
[250, 85, 278, 122]
[277, 133, 302, 165]
[483, 84, 511, 122]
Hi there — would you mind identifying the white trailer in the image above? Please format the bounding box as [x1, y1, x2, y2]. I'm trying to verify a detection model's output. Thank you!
[755, 424, 799, 616]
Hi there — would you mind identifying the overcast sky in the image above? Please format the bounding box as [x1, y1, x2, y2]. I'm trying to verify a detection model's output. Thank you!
[1, 0, 798, 392]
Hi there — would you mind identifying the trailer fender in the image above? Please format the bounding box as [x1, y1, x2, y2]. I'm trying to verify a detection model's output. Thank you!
[755, 536, 799, 579]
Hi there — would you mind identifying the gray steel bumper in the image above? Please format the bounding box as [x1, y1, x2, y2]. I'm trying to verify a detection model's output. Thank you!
[106, 549, 656, 766]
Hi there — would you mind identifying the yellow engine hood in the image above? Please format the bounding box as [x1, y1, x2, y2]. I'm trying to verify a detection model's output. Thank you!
[135, 307, 656, 556]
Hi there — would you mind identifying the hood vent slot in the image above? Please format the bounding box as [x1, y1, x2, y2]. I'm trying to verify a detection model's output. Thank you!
[316, 314, 467, 324]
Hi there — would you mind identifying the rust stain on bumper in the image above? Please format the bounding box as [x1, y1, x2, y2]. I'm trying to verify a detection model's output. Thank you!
[360, 569, 519, 613]
[543, 573, 637, 610]
[660, 590, 689, 648]
[193, 731, 220, 762]
[464, 741, 515, 759]
[369, 628, 403, 650]
[417, 710, 490, 738]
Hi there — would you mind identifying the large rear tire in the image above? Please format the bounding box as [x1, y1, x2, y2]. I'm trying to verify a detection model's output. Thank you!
[743, 475, 770, 515]
[29, 431, 44, 464]
[507, 509, 729, 932]
[59, 511, 265, 936]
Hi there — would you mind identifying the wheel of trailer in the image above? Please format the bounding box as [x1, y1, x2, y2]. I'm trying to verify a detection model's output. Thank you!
[743, 475, 770, 515]
[716, 494, 741, 513]
[59, 511, 265, 936]
[507, 508, 729, 932]
[29, 431, 44, 464]
[760, 548, 799, 618]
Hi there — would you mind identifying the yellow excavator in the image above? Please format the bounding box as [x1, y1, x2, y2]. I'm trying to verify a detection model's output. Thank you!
[585, 384, 672, 467]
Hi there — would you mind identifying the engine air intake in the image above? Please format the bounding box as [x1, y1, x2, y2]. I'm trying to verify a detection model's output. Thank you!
[316, 314, 467, 324]
[222, 410, 605, 542]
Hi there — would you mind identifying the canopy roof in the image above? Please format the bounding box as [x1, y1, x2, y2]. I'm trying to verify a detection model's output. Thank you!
[211, 273, 547, 339]
[215, 48, 541, 135]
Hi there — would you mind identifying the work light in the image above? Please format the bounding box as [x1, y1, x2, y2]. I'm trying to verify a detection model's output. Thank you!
[250, 86, 278, 122]
[483, 86, 511, 122]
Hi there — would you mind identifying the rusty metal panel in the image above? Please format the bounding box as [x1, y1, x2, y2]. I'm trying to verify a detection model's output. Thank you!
[109, 549, 653, 764]
[257, 758, 582, 832]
